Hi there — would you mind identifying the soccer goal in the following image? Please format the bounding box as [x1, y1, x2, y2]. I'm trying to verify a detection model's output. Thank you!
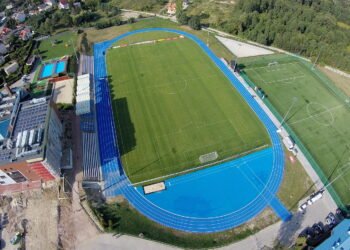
[199, 152, 219, 164]
[268, 61, 278, 67]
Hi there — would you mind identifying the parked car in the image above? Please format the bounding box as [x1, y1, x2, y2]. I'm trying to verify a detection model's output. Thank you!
[298, 202, 308, 212]
[326, 212, 336, 226]
[312, 223, 323, 235]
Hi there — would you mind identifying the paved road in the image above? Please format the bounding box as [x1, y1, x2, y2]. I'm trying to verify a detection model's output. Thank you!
[11, 59, 40, 89]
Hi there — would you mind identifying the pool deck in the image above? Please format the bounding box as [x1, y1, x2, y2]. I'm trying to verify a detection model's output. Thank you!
[93, 28, 290, 232]
[36, 57, 69, 81]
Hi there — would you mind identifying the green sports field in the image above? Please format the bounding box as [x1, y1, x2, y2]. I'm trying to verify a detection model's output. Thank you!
[106, 31, 270, 184]
[239, 54, 350, 205]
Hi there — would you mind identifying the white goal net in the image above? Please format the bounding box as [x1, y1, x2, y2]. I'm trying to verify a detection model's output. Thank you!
[199, 152, 219, 164]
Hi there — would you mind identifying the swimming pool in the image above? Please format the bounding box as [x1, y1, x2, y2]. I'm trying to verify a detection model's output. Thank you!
[55, 61, 66, 74]
[41, 63, 54, 78]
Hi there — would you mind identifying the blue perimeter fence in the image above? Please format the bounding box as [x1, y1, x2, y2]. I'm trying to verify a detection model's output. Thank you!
[93, 28, 291, 232]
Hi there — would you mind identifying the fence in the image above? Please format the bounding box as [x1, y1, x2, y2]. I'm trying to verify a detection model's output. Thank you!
[239, 67, 347, 212]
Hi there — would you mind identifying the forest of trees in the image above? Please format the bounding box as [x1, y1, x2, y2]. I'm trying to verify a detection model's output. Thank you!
[215, 0, 350, 71]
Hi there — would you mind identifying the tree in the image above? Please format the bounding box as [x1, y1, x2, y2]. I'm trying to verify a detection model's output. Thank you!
[5, 33, 17, 45]
[5, 18, 17, 29]
[127, 17, 135, 24]
[85, 0, 98, 11]
[188, 16, 201, 30]
[178, 12, 188, 25]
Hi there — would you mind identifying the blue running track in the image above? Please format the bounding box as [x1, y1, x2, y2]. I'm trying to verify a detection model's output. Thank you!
[93, 28, 291, 232]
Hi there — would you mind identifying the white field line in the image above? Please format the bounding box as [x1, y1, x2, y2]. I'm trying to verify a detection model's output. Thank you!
[288, 104, 344, 126]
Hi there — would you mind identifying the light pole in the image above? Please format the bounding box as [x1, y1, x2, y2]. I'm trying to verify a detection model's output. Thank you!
[278, 97, 298, 132]
[207, 30, 209, 47]
[312, 46, 324, 70]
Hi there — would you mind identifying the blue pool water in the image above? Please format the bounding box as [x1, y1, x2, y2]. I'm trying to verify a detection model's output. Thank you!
[136, 147, 274, 218]
[55, 61, 66, 74]
[41, 63, 54, 78]
[0, 119, 10, 139]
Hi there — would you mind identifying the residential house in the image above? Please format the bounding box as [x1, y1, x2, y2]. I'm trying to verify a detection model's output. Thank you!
[12, 12, 26, 23]
[1, 27, 12, 36]
[167, 3, 176, 15]
[6, 4, 13, 10]
[58, 0, 69, 9]
[182, 0, 191, 9]
[0, 43, 8, 55]
[29, 10, 39, 16]
[19, 29, 32, 40]
[73, 2, 81, 8]
[44, 0, 56, 6]
[26, 55, 36, 66]
[4, 61, 19, 75]
[38, 4, 52, 12]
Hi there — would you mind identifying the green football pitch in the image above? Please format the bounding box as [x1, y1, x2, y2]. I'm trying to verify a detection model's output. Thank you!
[239, 54, 350, 205]
[106, 31, 270, 184]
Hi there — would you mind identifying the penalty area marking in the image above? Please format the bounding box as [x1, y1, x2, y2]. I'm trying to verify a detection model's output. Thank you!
[129, 144, 269, 186]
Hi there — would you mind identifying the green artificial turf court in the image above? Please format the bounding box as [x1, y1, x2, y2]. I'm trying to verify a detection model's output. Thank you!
[106, 31, 270, 184]
[239, 54, 350, 205]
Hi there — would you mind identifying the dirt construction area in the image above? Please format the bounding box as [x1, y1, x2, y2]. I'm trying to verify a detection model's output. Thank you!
[0, 185, 59, 249]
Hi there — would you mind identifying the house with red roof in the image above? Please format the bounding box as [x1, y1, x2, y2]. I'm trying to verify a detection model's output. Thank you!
[20, 29, 33, 41]
[59, 0, 69, 9]
[167, 3, 176, 15]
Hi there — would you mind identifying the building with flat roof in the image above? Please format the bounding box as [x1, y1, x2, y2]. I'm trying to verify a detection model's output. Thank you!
[4, 61, 19, 75]
[0, 96, 63, 190]
[316, 219, 350, 250]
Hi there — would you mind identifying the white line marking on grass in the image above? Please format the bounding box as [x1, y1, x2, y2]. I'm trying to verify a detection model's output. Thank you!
[251, 68, 267, 84]
[244, 62, 297, 71]
[160, 79, 189, 95]
[265, 75, 306, 85]
[289, 103, 343, 126]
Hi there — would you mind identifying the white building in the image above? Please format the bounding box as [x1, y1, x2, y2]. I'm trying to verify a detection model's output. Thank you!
[4, 62, 19, 75]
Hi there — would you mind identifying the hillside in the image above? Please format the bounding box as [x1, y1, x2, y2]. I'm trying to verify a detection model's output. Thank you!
[205, 0, 350, 72]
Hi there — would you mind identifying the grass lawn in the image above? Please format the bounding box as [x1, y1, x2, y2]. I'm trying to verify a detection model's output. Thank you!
[37, 32, 78, 60]
[317, 66, 350, 97]
[239, 54, 350, 206]
[277, 146, 315, 211]
[107, 31, 270, 184]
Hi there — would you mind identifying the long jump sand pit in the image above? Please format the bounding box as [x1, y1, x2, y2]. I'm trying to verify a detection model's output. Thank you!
[53, 79, 74, 104]
[216, 36, 274, 58]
